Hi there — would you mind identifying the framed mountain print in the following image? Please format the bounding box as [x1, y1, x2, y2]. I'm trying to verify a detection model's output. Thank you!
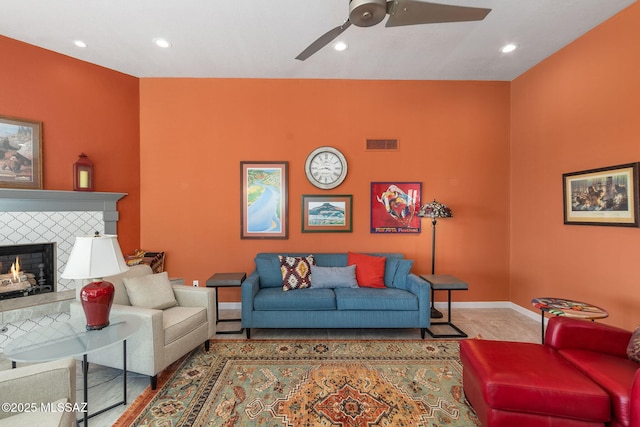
[302, 194, 352, 233]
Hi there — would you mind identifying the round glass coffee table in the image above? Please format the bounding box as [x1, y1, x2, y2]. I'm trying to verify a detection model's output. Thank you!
[4, 314, 141, 425]
[531, 297, 608, 343]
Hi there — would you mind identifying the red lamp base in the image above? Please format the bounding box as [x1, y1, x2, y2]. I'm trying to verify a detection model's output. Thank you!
[80, 280, 115, 330]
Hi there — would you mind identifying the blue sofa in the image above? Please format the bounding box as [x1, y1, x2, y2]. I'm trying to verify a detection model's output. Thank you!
[241, 252, 431, 338]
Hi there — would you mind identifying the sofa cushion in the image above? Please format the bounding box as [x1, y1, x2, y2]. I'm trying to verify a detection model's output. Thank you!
[254, 253, 406, 286]
[254, 287, 336, 310]
[90, 264, 153, 306]
[384, 258, 399, 288]
[255, 256, 283, 288]
[163, 306, 207, 346]
[123, 271, 178, 310]
[310, 265, 358, 289]
[460, 340, 610, 424]
[559, 348, 638, 426]
[627, 325, 640, 363]
[256, 254, 333, 288]
[348, 252, 386, 288]
[334, 287, 419, 311]
[279, 255, 315, 291]
[391, 259, 414, 288]
[313, 253, 348, 267]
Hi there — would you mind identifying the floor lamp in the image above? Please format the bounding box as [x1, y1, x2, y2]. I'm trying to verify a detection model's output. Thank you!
[417, 199, 453, 319]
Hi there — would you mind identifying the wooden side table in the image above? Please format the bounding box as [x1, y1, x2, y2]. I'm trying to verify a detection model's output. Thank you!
[206, 272, 246, 334]
[531, 297, 608, 343]
[419, 274, 469, 338]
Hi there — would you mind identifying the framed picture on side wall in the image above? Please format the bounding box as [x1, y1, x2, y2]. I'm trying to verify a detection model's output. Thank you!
[563, 162, 639, 227]
[0, 115, 43, 189]
[370, 182, 421, 233]
[240, 161, 288, 239]
[302, 194, 353, 233]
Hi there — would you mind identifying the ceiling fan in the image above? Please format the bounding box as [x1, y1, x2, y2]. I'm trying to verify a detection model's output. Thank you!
[295, 0, 491, 60]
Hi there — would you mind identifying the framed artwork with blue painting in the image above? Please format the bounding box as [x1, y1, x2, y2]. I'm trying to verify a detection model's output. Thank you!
[240, 161, 288, 239]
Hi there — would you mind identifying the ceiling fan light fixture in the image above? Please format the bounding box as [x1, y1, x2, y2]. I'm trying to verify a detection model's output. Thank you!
[333, 41, 348, 52]
[296, 0, 492, 61]
[501, 43, 517, 53]
[154, 38, 172, 48]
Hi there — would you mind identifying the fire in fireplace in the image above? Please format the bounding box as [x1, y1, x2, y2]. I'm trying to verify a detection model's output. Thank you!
[0, 243, 55, 300]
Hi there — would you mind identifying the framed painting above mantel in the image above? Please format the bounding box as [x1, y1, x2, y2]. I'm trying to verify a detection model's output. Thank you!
[0, 115, 43, 189]
[563, 162, 639, 227]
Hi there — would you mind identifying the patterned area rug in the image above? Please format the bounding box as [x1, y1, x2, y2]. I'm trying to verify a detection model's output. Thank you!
[115, 339, 480, 426]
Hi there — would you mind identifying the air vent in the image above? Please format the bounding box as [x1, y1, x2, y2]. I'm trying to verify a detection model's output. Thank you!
[366, 139, 399, 151]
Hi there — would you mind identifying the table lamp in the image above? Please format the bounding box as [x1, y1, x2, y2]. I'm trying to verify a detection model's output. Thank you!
[62, 232, 129, 330]
[417, 199, 453, 319]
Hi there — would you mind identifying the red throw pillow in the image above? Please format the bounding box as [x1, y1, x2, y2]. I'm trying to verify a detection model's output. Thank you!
[348, 252, 386, 288]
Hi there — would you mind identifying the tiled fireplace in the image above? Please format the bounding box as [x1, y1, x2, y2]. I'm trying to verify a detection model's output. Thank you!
[0, 242, 56, 299]
[0, 189, 126, 351]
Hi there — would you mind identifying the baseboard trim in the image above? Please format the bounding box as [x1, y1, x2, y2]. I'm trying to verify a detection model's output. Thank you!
[220, 301, 543, 323]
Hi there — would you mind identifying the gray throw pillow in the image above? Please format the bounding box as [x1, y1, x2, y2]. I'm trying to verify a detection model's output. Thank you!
[123, 271, 178, 310]
[310, 265, 358, 289]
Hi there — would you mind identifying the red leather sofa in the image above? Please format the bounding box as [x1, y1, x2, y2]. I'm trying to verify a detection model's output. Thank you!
[546, 317, 640, 427]
[460, 317, 639, 427]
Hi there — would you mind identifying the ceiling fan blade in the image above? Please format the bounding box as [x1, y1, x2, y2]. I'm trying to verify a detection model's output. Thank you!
[386, 0, 490, 27]
[295, 20, 352, 61]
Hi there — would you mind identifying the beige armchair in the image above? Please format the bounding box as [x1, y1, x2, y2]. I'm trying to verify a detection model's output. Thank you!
[70, 264, 216, 389]
[0, 358, 76, 427]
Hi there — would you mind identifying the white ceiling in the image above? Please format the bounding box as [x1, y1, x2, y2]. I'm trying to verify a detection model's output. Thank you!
[0, 0, 635, 80]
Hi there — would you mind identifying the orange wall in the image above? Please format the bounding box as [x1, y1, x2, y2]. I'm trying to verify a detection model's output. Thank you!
[139, 79, 511, 302]
[0, 36, 141, 253]
[7, 2, 638, 328]
[510, 3, 640, 330]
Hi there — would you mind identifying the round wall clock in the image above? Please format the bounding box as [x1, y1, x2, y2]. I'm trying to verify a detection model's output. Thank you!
[304, 146, 348, 190]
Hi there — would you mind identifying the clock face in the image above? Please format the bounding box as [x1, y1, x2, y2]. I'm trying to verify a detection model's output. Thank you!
[305, 147, 348, 189]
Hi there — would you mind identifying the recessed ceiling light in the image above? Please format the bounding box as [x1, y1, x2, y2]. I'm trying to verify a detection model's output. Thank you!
[154, 38, 172, 48]
[501, 43, 517, 53]
[73, 40, 87, 48]
[333, 41, 348, 52]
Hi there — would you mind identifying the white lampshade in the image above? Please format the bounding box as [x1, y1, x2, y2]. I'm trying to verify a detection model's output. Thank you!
[61, 234, 129, 280]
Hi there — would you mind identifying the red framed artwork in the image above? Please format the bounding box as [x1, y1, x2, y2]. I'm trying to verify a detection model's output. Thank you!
[370, 182, 421, 233]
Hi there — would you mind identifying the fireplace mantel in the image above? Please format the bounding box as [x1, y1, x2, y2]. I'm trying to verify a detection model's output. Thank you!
[0, 188, 128, 328]
[0, 189, 126, 234]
